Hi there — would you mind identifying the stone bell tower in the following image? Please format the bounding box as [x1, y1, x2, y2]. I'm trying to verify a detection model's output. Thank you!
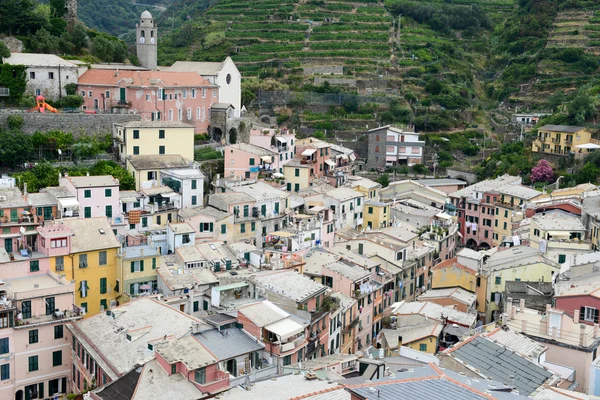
[136, 10, 157, 70]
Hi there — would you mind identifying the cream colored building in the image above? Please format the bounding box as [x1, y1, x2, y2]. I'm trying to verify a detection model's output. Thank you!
[532, 125, 593, 156]
[283, 160, 311, 192]
[114, 121, 195, 161]
[125, 154, 193, 191]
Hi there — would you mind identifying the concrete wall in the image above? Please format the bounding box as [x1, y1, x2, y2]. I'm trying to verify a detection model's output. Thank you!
[446, 168, 477, 185]
[0, 112, 141, 135]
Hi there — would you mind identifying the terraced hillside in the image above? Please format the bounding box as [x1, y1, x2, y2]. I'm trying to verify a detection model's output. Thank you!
[199, 0, 394, 79]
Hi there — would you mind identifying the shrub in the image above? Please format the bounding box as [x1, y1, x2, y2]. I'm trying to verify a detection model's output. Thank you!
[61, 95, 84, 109]
[7, 115, 24, 131]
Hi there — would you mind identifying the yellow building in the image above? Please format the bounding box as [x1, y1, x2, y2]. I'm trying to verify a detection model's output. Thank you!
[363, 200, 390, 229]
[492, 186, 541, 245]
[116, 245, 160, 301]
[61, 217, 121, 317]
[430, 254, 487, 315]
[113, 121, 195, 162]
[283, 160, 310, 192]
[380, 322, 443, 355]
[348, 176, 381, 200]
[484, 246, 559, 322]
[532, 124, 592, 156]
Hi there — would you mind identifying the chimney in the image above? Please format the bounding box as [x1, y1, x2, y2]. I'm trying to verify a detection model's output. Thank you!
[574, 310, 580, 324]
[580, 324, 588, 347]
[23, 183, 28, 197]
[511, 305, 516, 319]
[506, 297, 513, 317]
[519, 298, 525, 310]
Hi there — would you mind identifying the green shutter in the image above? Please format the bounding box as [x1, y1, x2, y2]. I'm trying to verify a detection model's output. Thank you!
[131, 261, 135, 273]
[152, 258, 156, 269]
[221, 224, 227, 234]
[199, 223, 204, 232]
[209, 223, 213, 232]
[140, 260, 144, 271]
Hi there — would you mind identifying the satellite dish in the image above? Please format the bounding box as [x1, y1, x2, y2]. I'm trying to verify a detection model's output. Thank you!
[57, 149, 62, 155]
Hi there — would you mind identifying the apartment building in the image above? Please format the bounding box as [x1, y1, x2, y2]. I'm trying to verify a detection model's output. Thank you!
[224, 144, 276, 181]
[366, 125, 425, 170]
[532, 124, 592, 156]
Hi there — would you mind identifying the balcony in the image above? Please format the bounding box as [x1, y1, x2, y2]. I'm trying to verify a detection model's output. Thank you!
[144, 202, 176, 214]
[14, 308, 82, 329]
[0, 214, 39, 225]
[112, 100, 132, 108]
[195, 369, 230, 393]
[343, 316, 360, 333]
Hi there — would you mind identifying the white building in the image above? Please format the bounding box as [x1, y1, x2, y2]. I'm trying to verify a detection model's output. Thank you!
[306, 187, 365, 230]
[161, 168, 205, 209]
[3, 53, 79, 100]
[163, 57, 242, 117]
[367, 125, 425, 170]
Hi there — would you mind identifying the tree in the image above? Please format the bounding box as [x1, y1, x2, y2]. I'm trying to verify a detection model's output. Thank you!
[568, 95, 595, 125]
[413, 164, 428, 175]
[0, 42, 10, 61]
[576, 162, 599, 185]
[376, 173, 390, 188]
[530, 159, 554, 183]
[70, 24, 89, 52]
[91, 36, 114, 61]
[30, 28, 60, 54]
[61, 95, 84, 109]
[64, 83, 77, 96]
[0, 130, 34, 168]
[89, 161, 135, 190]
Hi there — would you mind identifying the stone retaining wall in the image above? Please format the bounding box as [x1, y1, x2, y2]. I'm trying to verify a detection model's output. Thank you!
[0, 112, 141, 135]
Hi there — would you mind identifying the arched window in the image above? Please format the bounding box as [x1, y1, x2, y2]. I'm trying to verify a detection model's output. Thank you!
[140, 30, 145, 38]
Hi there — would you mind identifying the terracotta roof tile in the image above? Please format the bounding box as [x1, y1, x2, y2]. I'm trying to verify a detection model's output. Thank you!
[78, 69, 213, 87]
[431, 257, 477, 274]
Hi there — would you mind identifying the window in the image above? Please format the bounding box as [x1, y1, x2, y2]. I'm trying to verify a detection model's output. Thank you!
[84, 189, 92, 198]
[294, 183, 300, 192]
[191, 195, 197, 206]
[158, 129, 166, 139]
[28, 356, 38, 372]
[30, 260, 39, 272]
[159, 146, 165, 155]
[48, 71, 55, 79]
[54, 325, 63, 339]
[171, 364, 177, 374]
[283, 355, 292, 366]
[193, 301, 199, 312]
[142, 217, 148, 228]
[192, 180, 197, 189]
[133, 146, 140, 155]
[249, 158, 255, 166]
[201, 88, 206, 98]
[419, 344, 427, 352]
[79, 254, 88, 268]
[251, 222, 256, 232]
[0, 338, 8, 354]
[53, 350, 62, 367]
[45, 297, 55, 315]
[199, 222, 213, 232]
[192, 89, 196, 98]
[29, 329, 39, 344]
[584, 306, 599, 322]
[368, 207, 373, 214]
[195, 368, 206, 384]
[100, 278, 107, 294]
[22, 300, 31, 319]
[221, 224, 227, 234]
[495, 276, 501, 285]
[240, 223, 246, 233]
[105, 204, 113, 218]
[295, 168, 300, 177]
[187, 108, 192, 120]
[30, 71, 35, 79]
[133, 130, 140, 139]
[0, 364, 8, 380]
[558, 254, 566, 264]
[104, 188, 112, 198]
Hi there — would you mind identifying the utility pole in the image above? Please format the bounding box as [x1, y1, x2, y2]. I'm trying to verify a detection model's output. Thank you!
[397, 14, 401, 41]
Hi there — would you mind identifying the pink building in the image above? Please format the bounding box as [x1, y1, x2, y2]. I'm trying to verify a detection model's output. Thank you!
[59, 174, 123, 230]
[0, 187, 40, 255]
[77, 69, 218, 133]
[178, 206, 233, 243]
[0, 229, 79, 400]
[295, 138, 332, 179]
[248, 127, 296, 175]
[224, 143, 276, 180]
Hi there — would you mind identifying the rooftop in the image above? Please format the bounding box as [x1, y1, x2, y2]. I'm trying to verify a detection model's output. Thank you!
[238, 300, 289, 327]
[538, 125, 585, 133]
[5, 272, 71, 296]
[195, 328, 264, 361]
[64, 175, 119, 188]
[208, 192, 257, 209]
[532, 209, 585, 232]
[417, 287, 476, 306]
[178, 206, 230, 221]
[228, 181, 289, 202]
[446, 336, 553, 396]
[391, 301, 477, 327]
[380, 321, 443, 346]
[252, 270, 329, 303]
[119, 121, 194, 129]
[484, 327, 547, 362]
[347, 176, 381, 190]
[485, 246, 558, 272]
[168, 222, 195, 234]
[126, 154, 191, 170]
[0, 187, 27, 208]
[42, 186, 75, 199]
[163, 59, 229, 76]
[415, 178, 467, 187]
[4, 52, 78, 67]
[323, 260, 371, 282]
[69, 297, 209, 379]
[288, 353, 360, 370]
[27, 192, 57, 207]
[157, 335, 217, 370]
[61, 217, 120, 253]
[228, 143, 277, 157]
[450, 175, 523, 199]
[161, 168, 204, 179]
[132, 359, 203, 400]
[326, 187, 363, 202]
[78, 69, 213, 88]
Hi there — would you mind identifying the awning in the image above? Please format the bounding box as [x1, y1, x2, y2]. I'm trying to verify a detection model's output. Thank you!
[325, 159, 336, 168]
[261, 156, 272, 162]
[265, 318, 304, 340]
[121, 197, 138, 203]
[301, 149, 316, 156]
[58, 198, 79, 208]
[308, 205, 325, 212]
[276, 137, 287, 143]
[161, 192, 178, 198]
[435, 212, 452, 220]
[273, 172, 284, 178]
[294, 214, 313, 219]
[271, 231, 296, 238]
[576, 143, 600, 149]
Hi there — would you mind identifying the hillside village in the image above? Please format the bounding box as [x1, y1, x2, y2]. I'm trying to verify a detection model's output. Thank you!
[4, 1, 600, 400]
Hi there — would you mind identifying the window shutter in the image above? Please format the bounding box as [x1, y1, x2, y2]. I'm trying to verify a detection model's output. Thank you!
[595, 309, 599, 323]
[199, 223, 204, 232]
[140, 260, 144, 272]
[131, 262, 135, 273]
[152, 258, 156, 269]
[209, 223, 213, 232]
[580, 307, 585, 321]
